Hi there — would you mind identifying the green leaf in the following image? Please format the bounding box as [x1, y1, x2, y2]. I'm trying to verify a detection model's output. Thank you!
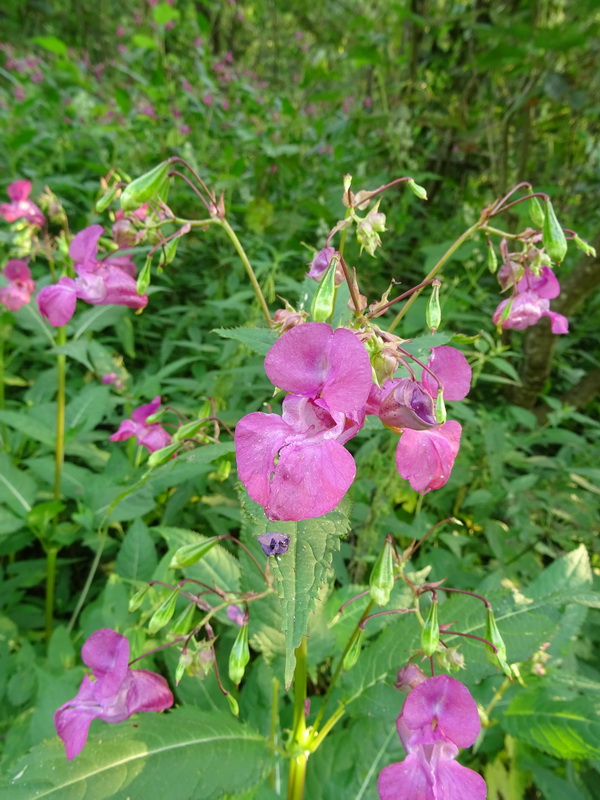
[65, 385, 110, 434]
[241, 494, 347, 688]
[31, 36, 68, 57]
[153, 2, 180, 24]
[115, 520, 158, 582]
[158, 527, 241, 594]
[132, 34, 158, 50]
[4, 708, 273, 800]
[502, 688, 600, 760]
[0, 454, 36, 516]
[0, 411, 55, 447]
[213, 327, 277, 356]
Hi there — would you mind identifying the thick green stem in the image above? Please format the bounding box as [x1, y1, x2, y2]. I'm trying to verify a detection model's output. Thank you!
[0, 327, 7, 449]
[53, 326, 67, 499]
[287, 637, 309, 800]
[388, 221, 482, 332]
[219, 218, 272, 326]
[45, 547, 58, 642]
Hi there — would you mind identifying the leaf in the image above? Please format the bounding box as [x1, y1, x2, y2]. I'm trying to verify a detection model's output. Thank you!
[50, 341, 92, 371]
[65, 385, 110, 434]
[502, 688, 600, 760]
[0, 454, 36, 516]
[31, 36, 68, 57]
[115, 520, 158, 582]
[0, 411, 55, 447]
[4, 708, 273, 800]
[158, 527, 241, 594]
[241, 494, 348, 688]
[132, 34, 158, 50]
[213, 327, 277, 356]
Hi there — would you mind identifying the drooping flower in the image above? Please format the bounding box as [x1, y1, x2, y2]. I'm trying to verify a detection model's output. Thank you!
[369, 346, 471, 493]
[0, 179, 45, 227]
[378, 674, 486, 800]
[37, 225, 147, 327]
[54, 628, 173, 761]
[235, 323, 372, 521]
[493, 265, 568, 334]
[110, 396, 172, 453]
[257, 532, 290, 556]
[307, 247, 343, 284]
[0, 259, 35, 310]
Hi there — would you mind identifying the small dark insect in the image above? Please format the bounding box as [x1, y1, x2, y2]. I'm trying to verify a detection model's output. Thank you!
[257, 532, 290, 556]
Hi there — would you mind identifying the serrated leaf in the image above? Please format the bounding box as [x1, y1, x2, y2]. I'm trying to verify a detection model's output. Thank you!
[241, 493, 347, 688]
[65, 385, 110, 434]
[157, 527, 241, 594]
[0, 454, 36, 515]
[502, 689, 600, 760]
[115, 519, 158, 582]
[4, 708, 273, 800]
[213, 327, 277, 356]
[0, 411, 55, 447]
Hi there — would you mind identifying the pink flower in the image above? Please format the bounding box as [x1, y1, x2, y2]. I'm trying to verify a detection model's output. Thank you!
[110, 395, 172, 453]
[378, 675, 486, 800]
[37, 225, 147, 326]
[0, 180, 45, 227]
[307, 247, 343, 284]
[0, 259, 35, 310]
[395, 421, 462, 494]
[493, 265, 568, 334]
[55, 629, 173, 760]
[235, 323, 372, 520]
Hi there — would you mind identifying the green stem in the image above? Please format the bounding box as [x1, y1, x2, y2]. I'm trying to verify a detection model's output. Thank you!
[219, 218, 272, 326]
[45, 547, 58, 642]
[269, 677, 281, 792]
[0, 328, 7, 449]
[287, 637, 309, 800]
[388, 220, 482, 332]
[53, 326, 67, 499]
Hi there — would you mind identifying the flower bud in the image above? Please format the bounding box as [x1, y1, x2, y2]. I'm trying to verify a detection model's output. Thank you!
[228, 624, 250, 685]
[487, 244, 498, 274]
[529, 196, 545, 228]
[311, 253, 338, 323]
[343, 629, 364, 671]
[170, 602, 197, 636]
[426, 280, 442, 331]
[485, 608, 512, 677]
[435, 387, 446, 424]
[172, 418, 206, 443]
[542, 198, 568, 264]
[175, 649, 193, 685]
[121, 161, 170, 211]
[421, 597, 439, 656]
[170, 536, 222, 569]
[128, 584, 149, 612]
[226, 693, 240, 717]
[137, 255, 153, 295]
[146, 441, 180, 467]
[95, 184, 118, 213]
[408, 178, 428, 200]
[573, 234, 596, 257]
[369, 537, 395, 606]
[148, 587, 179, 634]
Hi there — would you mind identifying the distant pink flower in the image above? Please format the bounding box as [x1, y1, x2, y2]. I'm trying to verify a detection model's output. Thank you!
[0, 180, 45, 227]
[116, 25, 126, 37]
[194, 36, 203, 48]
[378, 675, 486, 800]
[139, 102, 157, 120]
[110, 395, 172, 453]
[13, 85, 25, 101]
[0, 259, 35, 310]
[494, 265, 568, 334]
[180, 124, 191, 135]
[55, 629, 173, 760]
[202, 92, 213, 106]
[182, 78, 193, 92]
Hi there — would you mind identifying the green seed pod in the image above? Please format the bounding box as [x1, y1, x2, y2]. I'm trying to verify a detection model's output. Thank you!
[573, 235, 596, 258]
[226, 693, 240, 717]
[435, 387, 446, 424]
[426, 280, 442, 331]
[128, 584, 150, 613]
[136, 255, 153, 295]
[146, 441, 180, 468]
[343, 629, 364, 671]
[159, 236, 180, 268]
[148, 587, 179, 634]
[369, 537, 395, 606]
[542, 199, 568, 264]
[311, 255, 338, 323]
[170, 602, 197, 636]
[95, 184, 118, 214]
[421, 597, 440, 657]
[228, 624, 250, 686]
[485, 608, 512, 677]
[408, 178, 428, 200]
[170, 536, 222, 569]
[121, 161, 170, 211]
[175, 650, 193, 685]
[529, 196, 545, 229]
[172, 418, 205, 443]
[487, 244, 498, 274]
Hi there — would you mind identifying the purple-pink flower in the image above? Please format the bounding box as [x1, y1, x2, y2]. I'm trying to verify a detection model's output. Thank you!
[307, 247, 343, 284]
[369, 346, 471, 494]
[493, 266, 568, 334]
[378, 674, 486, 800]
[110, 395, 172, 453]
[0, 259, 35, 310]
[0, 179, 45, 227]
[37, 225, 147, 326]
[235, 323, 372, 521]
[54, 628, 173, 761]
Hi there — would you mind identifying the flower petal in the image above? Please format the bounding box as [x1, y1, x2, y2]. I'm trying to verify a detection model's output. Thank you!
[378, 753, 434, 800]
[235, 411, 295, 509]
[422, 347, 472, 402]
[131, 396, 162, 424]
[70, 224, 104, 269]
[433, 744, 487, 800]
[110, 419, 140, 442]
[37, 278, 78, 326]
[395, 421, 462, 494]
[3, 259, 32, 282]
[54, 676, 100, 761]
[7, 180, 31, 201]
[545, 311, 569, 334]
[126, 669, 174, 714]
[82, 628, 130, 697]
[265, 439, 356, 521]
